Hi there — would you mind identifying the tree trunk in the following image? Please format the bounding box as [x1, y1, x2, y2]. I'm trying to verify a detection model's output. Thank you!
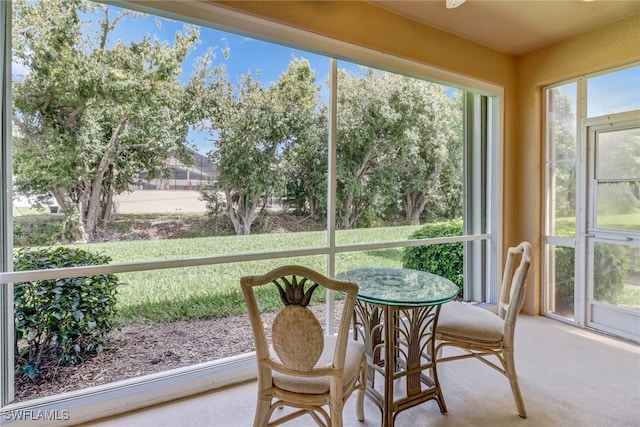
[411, 210, 421, 226]
[404, 192, 428, 226]
[85, 121, 127, 240]
[101, 187, 114, 228]
[75, 196, 89, 242]
[85, 179, 103, 241]
[224, 186, 258, 235]
[341, 195, 354, 229]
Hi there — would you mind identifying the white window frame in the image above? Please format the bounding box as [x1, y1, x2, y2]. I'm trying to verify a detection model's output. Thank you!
[0, 1, 503, 424]
[542, 62, 640, 327]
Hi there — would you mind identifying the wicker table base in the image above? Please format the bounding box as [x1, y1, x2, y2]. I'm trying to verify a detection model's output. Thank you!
[354, 300, 447, 426]
[338, 267, 458, 427]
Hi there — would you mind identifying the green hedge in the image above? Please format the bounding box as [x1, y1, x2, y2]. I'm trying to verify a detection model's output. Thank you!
[555, 243, 629, 310]
[13, 247, 122, 379]
[402, 219, 463, 296]
[13, 215, 66, 247]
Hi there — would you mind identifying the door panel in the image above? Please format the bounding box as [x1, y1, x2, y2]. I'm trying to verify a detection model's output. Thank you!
[586, 121, 640, 342]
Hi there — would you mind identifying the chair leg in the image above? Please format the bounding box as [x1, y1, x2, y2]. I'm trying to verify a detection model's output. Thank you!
[253, 397, 272, 427]
[429, 341, 443, 379]
[503, 349, 527, 418]
[356, 356, 366, 421]
[329, 401, 344, 427]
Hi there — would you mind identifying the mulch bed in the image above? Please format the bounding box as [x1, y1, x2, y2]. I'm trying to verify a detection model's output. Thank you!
[13, 303, 339, 403]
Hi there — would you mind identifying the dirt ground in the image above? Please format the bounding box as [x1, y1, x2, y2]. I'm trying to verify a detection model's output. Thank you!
[14, 313, 255, 402]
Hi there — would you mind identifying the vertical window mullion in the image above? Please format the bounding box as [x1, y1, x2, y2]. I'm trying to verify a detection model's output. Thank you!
[575, 77, 588, 327]
[464, 93, 490, 302]
[1, 0, 15, 406]
[325, 58, 338, 333]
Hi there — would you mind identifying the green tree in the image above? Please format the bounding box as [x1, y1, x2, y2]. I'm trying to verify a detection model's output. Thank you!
[548, 89, 578, 219]
[197, 58, 320, 235]
[336, 68, 403, 229]
[596, 130, 640, 215]
[394, 80, 462, 225]
[280, 106, 328, 218]
[437, 90, 465, 220]
[12, 0, 199, 241]
[334, 69, 461, 228]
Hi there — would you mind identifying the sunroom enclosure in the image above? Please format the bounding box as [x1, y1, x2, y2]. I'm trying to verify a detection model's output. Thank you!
[0, 0, 502, 421]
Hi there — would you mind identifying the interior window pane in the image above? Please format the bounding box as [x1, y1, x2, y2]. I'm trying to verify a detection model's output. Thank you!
[546, 244, 575, 320]
[548, 162, 577, 237]
[592, 242, 640, 312]
[587, 66, 640, 118]
[12, 256, 327, 402]
[596, 128, 640, 180]
[594, 127, 640, 231]
[545, 83, 577, 238]
[10, 0, 332, 402]
[547, 83, 577, 161]
[596, 181, 640, 231]
[11, 0, 329, 259]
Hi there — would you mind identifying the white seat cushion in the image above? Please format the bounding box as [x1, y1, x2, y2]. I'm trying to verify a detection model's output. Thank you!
[272, 335, 364, 395]
[437, 302, 504, 343]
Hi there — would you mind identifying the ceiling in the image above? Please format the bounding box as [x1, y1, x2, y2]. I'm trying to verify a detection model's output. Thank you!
[369, 0, 640, 56]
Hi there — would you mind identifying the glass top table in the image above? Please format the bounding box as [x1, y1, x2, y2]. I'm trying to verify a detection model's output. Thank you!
[337, 267, 459, 427]
[338, 267, 459, 307]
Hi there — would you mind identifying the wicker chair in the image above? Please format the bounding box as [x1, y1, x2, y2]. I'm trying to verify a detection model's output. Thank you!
[435, 241, 532, 418]
[241, 265, 367, 427]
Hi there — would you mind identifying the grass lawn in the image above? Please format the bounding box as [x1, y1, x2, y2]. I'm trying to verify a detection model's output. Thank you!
[619, 285, 640, 309]
[77, 225, 420, 324]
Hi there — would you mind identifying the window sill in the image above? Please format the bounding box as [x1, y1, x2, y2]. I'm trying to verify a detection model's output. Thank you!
[2, 353, 257, 426]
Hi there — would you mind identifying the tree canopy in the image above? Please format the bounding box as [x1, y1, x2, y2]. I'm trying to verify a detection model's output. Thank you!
[12, 0, 199, 240]
[199, 66, 462, 234]
[195, 58, 320, 235]
[335, 69, 462, 228]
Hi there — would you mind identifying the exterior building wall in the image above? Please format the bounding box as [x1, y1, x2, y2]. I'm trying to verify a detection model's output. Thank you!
[136, 150, 218, 191]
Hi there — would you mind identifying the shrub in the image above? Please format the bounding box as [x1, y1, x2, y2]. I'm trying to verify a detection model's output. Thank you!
[593, 244, 629, 302]
[554, 243, 629, 310]
[198, 184, 235, 234]
[402, 219, 463, 296]
[13, 215, 65, 247]
[14, 247, 122, 379]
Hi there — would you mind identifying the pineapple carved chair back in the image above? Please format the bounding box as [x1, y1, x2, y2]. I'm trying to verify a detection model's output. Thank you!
[241, 265, 366, 427]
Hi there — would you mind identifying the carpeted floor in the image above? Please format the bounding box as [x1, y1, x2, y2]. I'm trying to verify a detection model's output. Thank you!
[85, 315, 640, 427]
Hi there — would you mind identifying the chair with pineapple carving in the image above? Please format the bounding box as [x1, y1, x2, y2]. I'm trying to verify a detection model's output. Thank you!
[241, 265, 367, 427]
[435, 241, 532, 418]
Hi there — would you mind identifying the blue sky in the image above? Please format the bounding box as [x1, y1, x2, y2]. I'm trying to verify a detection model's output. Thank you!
[554, 66, 640, 118]
[98, 5, 327, 81]
[587, 67, 640, 117]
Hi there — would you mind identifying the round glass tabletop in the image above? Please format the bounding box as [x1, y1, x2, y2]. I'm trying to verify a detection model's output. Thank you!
[338, 267, 459, 307]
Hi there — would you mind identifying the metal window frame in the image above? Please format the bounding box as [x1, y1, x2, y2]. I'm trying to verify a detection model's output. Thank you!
[1, 0, 15, 407]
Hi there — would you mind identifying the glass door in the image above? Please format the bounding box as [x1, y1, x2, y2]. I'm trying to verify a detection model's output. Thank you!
[586, 119, 640, 342]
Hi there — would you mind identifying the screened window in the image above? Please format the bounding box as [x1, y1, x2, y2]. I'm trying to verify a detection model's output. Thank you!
[0, 0, 499, 414]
